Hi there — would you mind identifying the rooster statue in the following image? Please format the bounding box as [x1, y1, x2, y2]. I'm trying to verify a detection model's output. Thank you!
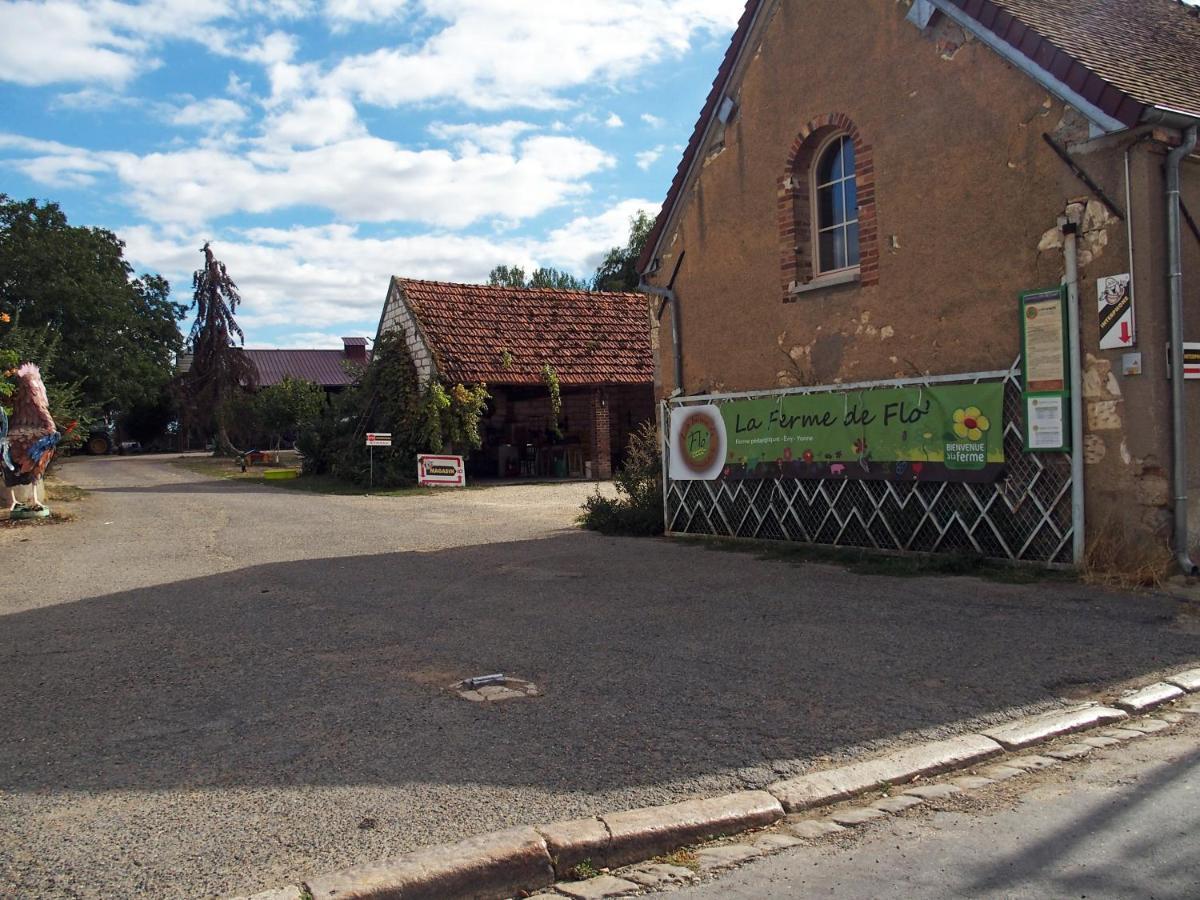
[2, 363, 62, 518]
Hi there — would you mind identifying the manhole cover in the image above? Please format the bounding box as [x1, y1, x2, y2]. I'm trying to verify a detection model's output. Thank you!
[451, 673, 539, 702]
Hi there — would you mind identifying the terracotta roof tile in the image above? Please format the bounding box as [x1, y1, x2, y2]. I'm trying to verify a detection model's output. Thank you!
[395, 279, 653, 387]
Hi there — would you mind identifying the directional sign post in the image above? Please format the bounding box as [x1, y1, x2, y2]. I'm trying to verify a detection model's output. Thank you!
[365, 433, 392, 490]
[1097, 273, 1135, 350]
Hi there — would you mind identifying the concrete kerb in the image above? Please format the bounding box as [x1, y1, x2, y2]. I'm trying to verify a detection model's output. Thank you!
[237, 669, 1200, 900]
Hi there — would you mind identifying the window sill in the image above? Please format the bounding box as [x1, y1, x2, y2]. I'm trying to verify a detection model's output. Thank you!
[788, 268, 861, 296]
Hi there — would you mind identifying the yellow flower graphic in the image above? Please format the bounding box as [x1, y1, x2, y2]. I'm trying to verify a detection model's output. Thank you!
[953, 407, 990, 441]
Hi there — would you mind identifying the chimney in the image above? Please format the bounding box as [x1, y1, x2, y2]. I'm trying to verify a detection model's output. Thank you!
[342, 337, 368, 363]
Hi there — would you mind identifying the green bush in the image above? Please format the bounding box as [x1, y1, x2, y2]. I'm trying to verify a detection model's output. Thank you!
[580, 420, 664, 536]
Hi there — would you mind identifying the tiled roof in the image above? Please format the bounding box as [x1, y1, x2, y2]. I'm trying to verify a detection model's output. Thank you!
[243, 350, 364, 388]
[951, 0, 1200, 123]
[638, 0, 1200, 273]
[395, 278, 653, 386]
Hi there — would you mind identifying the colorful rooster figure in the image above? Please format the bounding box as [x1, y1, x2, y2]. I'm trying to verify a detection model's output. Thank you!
[2, 363, 61, 516]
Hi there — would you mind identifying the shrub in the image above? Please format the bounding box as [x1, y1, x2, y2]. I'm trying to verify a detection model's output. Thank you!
[580, 420, 664, 536]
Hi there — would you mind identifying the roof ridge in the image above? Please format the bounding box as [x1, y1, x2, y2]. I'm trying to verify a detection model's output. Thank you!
[395, 276, 646, 300]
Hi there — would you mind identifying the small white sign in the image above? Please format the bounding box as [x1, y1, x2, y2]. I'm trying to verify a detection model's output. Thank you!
[418, 454, 465, 486]
[1097, 273, 1134, 350]
[366, 432, 392, 447]
[1026, 395, 1066, 450]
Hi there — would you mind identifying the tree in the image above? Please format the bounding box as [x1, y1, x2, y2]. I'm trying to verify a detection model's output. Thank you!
[0, 195, 186, 412]
[184, 243, 256, 455]
[255, 377, 326, 450]
[592, 210, 654, 292]
[487, 265, 588, 291]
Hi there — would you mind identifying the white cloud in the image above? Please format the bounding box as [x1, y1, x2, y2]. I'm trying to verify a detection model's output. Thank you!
[172, 97, 249, 127]
[605, 112, 624, 128]
[260, 93, 364, 146]
[326, 1, 743, 110]
[120, 198, 654, 339]
[0, 1, 144, 86]
[323, 0, 409, 23]
[640, 113, 664, 128]
[3, 128, 614, 228]
[635, 145, 666, 170]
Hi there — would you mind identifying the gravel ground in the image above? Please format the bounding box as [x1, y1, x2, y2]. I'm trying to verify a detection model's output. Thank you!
[2, 455, 1199, 898]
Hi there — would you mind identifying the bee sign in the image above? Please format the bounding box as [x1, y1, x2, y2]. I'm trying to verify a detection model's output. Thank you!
[418, 454, 466, 486]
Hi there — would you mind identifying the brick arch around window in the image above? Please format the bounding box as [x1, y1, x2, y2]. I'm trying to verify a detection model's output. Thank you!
[778, 113, 878, 302]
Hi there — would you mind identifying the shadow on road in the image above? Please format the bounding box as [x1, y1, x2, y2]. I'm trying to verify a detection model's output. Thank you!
[964, 746, 1200, 897]
[3, 532, 1198, 799]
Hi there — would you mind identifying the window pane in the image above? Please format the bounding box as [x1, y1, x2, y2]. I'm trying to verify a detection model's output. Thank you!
[841, 138, 855, 177]
[847, 221, 860, 267]
[820, 227, 847, 272]
[818, 183, 844, 227]
[843, 176, 858, 222]
[816, 137, 843, 184]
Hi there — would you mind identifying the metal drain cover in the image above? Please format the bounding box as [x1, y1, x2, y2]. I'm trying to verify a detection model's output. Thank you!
[452, 674, 539, 702]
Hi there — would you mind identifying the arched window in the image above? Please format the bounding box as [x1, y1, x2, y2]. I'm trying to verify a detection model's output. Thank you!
[813, 134, 860, 273]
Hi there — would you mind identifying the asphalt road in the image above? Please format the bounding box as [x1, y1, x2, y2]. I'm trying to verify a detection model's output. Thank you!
[660, 715, 1200, 899]
[2, 455, 1199, 898]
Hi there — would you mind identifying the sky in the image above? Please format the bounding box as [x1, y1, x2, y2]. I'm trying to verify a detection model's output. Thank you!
[0, 1, 742, 349]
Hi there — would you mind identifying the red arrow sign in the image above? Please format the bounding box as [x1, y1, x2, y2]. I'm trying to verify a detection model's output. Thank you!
[1120, 320, 1131, 344]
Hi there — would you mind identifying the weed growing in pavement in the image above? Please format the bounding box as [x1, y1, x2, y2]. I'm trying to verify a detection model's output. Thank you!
[684, 535, 1078, 584]
[567, 859, 600, 880]
[296, 886, 314, 900]
[653, 848, 700, 871]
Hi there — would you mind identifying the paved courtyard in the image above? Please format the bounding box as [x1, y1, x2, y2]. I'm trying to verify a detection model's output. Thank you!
[2, 455, 1199, 898]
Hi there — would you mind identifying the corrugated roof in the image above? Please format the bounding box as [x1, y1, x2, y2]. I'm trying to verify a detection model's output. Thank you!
[395, 278, 653, 386]
[638, 0, 1200, 273]
[243, 350, 365, 388]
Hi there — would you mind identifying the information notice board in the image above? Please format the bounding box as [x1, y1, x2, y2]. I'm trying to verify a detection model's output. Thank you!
[1019, 286, 1070, 452]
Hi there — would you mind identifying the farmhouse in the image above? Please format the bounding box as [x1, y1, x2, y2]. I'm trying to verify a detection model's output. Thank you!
[640, 0, 1200, 569]
[377, 278, 655, 479]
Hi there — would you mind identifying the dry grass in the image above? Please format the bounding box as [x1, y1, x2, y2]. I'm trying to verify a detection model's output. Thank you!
[1081, 514, 1174, 589]
[653, 848, 700, 871]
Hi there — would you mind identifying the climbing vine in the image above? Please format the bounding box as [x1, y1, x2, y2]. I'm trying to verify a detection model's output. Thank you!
[541, 363, 562, 437]
[423, 381, 490, 451]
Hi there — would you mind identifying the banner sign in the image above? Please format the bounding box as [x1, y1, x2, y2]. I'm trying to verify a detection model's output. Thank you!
[418, 454, 465, 486]
[366, 432, 392, 447]
[670, 383, 1004, 483]
[1097, 273, 1134, 350]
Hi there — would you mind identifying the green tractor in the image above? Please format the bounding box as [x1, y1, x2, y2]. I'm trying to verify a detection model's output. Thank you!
[84, 416, 115, 455]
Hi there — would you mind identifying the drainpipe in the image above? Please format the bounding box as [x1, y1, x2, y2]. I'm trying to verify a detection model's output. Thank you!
[638, 251, 686, 395]
[1167, 125, 1199, 574]
[1061, 212, 1086, 566]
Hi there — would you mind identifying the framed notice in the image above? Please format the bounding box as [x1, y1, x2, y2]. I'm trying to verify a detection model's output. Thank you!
[1020, 287, 1068, 393]
[1024, 394, 1069, 452]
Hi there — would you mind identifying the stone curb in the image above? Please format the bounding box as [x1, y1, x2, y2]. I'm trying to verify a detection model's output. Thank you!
[765, 733, 1001, 812]
[981, 703, 1127, 750]
[236, 668, 1200, 900]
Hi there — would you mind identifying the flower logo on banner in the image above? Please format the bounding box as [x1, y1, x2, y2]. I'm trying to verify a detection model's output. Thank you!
[952, 407, 990, 442]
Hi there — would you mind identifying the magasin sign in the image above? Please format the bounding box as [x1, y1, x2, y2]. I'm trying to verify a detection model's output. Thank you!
[670, 383, 1004, 483]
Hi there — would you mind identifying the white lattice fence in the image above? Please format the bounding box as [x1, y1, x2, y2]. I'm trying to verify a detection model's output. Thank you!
[663, 363, 1073, 564]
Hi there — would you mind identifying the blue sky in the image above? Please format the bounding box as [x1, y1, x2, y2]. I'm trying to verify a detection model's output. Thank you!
[0, 1, 742, 348]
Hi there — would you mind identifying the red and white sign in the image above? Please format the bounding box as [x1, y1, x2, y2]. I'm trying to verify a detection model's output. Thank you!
[418, 454, 466, 486]
[366, 432, 392, 447]
[1185, 343, 1200, 380]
